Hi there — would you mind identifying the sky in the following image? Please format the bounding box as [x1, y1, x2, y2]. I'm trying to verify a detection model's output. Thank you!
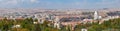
[0, 0, 120, 9]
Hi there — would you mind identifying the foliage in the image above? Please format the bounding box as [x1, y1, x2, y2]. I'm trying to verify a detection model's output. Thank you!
[0, 18, 120, 31]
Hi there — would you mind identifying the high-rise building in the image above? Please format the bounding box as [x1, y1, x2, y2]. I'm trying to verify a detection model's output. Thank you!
[94, 11, 98, 20]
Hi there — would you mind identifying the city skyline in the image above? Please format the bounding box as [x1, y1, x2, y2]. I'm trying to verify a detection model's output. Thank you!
[0, 0, 120, 9]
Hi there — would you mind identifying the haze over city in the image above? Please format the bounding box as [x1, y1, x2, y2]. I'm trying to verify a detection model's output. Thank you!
[0, 0, 120, 9]
[0, 0, 120, 31]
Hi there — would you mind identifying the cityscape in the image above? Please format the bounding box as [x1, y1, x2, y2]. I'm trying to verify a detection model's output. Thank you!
[0, 8, 120, 31]
[0, 0, 120, 31]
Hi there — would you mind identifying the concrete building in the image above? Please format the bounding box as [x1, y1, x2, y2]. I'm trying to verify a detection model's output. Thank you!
[94, 11, 99, 20]
[54, 17, 61, 29]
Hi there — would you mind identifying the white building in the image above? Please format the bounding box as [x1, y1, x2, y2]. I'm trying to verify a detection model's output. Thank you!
[54, 17, 61, 29]
[94, 11, 99, 20]
[81, 28, 87, 31]
[34, 14, 39, 19]
[12, 25, 21, 28]
[38, 18, 45, 24]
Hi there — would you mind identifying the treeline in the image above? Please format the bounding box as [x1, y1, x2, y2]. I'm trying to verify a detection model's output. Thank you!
[75, 18, 120, 31]
[0, 17, 73, 31]
[0, 17, 120, 31]
[0, 18, 59, 31]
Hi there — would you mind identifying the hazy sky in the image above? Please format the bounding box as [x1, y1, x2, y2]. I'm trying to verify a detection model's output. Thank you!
[0, 0, 120, 9]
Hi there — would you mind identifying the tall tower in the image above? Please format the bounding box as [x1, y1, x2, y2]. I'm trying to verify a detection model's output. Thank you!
[94, 11, 98, 20]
